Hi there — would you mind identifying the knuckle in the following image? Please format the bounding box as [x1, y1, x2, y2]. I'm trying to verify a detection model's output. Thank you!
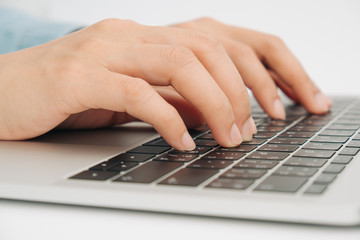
[93, 18, 137, 32]
[262, 34, 286, 52]
[165, 46, 198, 68]
[75, 37, 105, 53]
[123, 78, 153, 104]
[235, 44, 257, 58]
[193, 31, 224, 54]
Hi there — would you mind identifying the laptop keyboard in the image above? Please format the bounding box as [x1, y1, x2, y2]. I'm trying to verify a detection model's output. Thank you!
[69, 97, 360, 195]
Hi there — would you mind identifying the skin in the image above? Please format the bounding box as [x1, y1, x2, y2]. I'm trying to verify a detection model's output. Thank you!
[0, 17, 332, 150]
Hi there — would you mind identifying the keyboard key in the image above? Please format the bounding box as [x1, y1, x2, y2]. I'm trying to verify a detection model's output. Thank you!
[288, 125, 322, 132]
[194, 139, 219, 147]
[332, 155, 353, 164]
[257, 126, 285, 132]
[206, 178, 253, 190]
[298, 119, 328, 126]
[253, 132, 277, 139]
[314, 173, 337, 184]
[218, 145, 256, 152]
[114, 161, 182, 183]
[347, 140, 360, 148]
[258, 144, 298, 152]
[246, 151, 289, 161]
[234, 160, 278, 169]
[327, 124, 359, 130]
[293, 149, 335, 159]
[143, 138, 170, 147]
[311, 136, 349, 143]
[197, 133, 214, 140]
[268, 137, 307, 145]
[241, 139, 266, 145]
[279, 131, 314, 138]
[169, 146, 212, 155]
[188, 159, 233, 169]
[153, 153, 198, 162]
[189, 129, 209, 138]
[284, 157, 327, 168]
[109, 153, 155, 162]
[70, 170, 118, 181]
[273, 166, 317, 177]
[323, 164, 345, 174]
[265, 120, 290, 126]
[90, 161, 119, 171]
[108, 162, 138, 172]
[304, 184, 327, 194]
[221, 168, 267, 179]
[339, 147, 360, 156]
[303, 142, 342, 151]
[255, 175, 307, 193]
[202, 151, 245, 160]
[159, 168, 218, 186]
[319, 130, 355, 137]
[127, 146, 170, 155]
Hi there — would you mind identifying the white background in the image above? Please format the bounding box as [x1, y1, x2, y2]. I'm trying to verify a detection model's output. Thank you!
[0, 0, 360, 239]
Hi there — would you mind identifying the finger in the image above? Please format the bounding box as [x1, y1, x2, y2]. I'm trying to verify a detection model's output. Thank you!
[137, 26, 256, 140]
[221, 37, 286, 120]
[98, 43, 243, 147]
[154, 86, 205, 129]
[74, 69, 196, 150]
[267, 69, 299, 103]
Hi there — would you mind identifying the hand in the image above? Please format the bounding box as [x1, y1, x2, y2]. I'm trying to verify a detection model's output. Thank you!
[0, 18, 257, 150]
[173, 18, 332, 118]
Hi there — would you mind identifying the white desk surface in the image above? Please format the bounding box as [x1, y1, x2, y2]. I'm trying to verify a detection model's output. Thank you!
[1, 1, 360, 239]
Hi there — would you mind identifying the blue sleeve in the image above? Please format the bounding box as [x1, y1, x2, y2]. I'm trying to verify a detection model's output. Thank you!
[0, 8, 82, 54]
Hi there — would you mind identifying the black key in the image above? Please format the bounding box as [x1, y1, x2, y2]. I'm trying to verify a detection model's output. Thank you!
[194, 139, 219, 147]
[314, 173, 337, 184]
[109, 153, 155, 162]
[293, 149, 335, 159]
[332, 155, 353, 164]
[197, 133, 214, 140]
[268, 137, 307, 145]
[127, 146, 170, 155]
[221, 168, 267, 179]
[153, 153, 198, 162]
[265, 120, 290, 126]
[339, 147, 360, 156]
[335, 119, 360, 125]
[90, 161, 120, 171]
[323, 164, 345, 174]
[143, 137, 171, 147]
[241, 139, 266, 145]
[304, 184, 327, 194]
[284, 157, 327, 168]
[169, 146, 212, 155]
[258, 144, 298, 152]
[253, 132, 277, 139]
[206, 178, 253, 190]
[279, 131, 314, 138]
[319, 130, 355, 137]
[288, 125, 322, 132]
[202, 151, 245, 160]
[256, 126, 284, 132]
[298, 119, 328, 126]
[347, 140, 360, 148]
[113, 161, 182, 183]
[70, 170, 118, 181]
[108, 162, 138, 172]
[327, 124, 359, 130]
[255, 175, 307, 192]
[218, 145, 256, 152]
[311, 136, 349, 143]
[234, 160, 278, 169]
[159, 168, 218, 186]
[188, 159, 232, 169]
[303, 142, 342, 151]
[246, 151, 289, 161]
[273, 166, 317, 177]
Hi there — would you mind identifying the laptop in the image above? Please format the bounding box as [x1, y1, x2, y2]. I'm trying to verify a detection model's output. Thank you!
[1, 95, 359, 226]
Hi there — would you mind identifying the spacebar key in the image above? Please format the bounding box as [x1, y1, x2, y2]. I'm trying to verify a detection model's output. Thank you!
[255, 175, 308, 193]
[159, 168, 218, 186]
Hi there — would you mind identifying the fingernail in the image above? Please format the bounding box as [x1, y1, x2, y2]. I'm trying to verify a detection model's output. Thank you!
[250, 117, 257, 134]
[182, 131, 196, 150]
[241, 117, 254, 142]
[315, 92, 331, 112]
[230, 123, 243, 146]
[273, 98, 286, 120]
